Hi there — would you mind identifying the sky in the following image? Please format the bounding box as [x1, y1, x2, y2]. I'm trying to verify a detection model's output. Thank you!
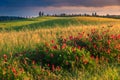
[0, 0, 120, 16]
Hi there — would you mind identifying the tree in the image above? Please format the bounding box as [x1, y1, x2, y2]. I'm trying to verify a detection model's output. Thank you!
[94, 12, 97, 16]
[92, 13, 94, 16]
[39, 11, 41, 16]
[60, 13, 66, 17]
[92, 12, 97, 16]
[42, 12, 44, 16]
[39, 11, 44, 16]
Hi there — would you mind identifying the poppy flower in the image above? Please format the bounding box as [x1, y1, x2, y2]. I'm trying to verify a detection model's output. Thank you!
[32, 60, 36, 65]
[52, 64, 55, 71]
[56, 66, 61, 71]
[117, 34, 120, 39]
[90, 55, 95, 59]
[12, 67, 17, 75]
[62, 43, 67, 49]
[75, 56, 79, 61]
[51, 40, 54, 44]
[47, 64, 50, 67]
[107, 40, 111, 45]
[3, 54, 7, 59]
[69, 36, 73, 40]
[52, 45, 58, 50]
[107, 49, 111, 54]
[78, 46, 81, 49]
[83, 60, 88, 65]
[50, 53, 54, 58]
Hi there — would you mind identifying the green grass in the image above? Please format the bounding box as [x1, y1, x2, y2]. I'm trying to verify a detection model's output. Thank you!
[0, 17, 58, 31]
[0, 16, 120, 31]
[0, 16, 120, 80]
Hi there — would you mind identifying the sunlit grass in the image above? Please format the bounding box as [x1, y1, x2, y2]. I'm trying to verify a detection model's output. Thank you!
[0, 17, 120, 79]
[0, 17, 58, 29]
[0, 24, 120, 54]
[0, 16, 120, 31]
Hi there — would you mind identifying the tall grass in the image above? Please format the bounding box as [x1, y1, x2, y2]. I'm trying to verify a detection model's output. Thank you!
[0, 24, 120, 54]
[0, 25, 120, 79]
[0, 17, 120, 79]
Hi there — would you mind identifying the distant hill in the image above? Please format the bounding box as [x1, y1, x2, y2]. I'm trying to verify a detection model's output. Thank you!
[103, 15, 120, 19]
[0, 16, 120, 31]
[0, 16, 26, 21]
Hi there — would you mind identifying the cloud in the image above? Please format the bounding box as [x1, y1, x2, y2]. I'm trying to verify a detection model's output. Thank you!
[0, 6, 119, 16]
[48, 0, 120, 7]
[36, 6, 120, 15]
[0, 0, 119, 16]
[0, 0, 120, 7]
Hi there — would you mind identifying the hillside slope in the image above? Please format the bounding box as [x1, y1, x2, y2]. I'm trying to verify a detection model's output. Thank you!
[0, 16, 120, 31]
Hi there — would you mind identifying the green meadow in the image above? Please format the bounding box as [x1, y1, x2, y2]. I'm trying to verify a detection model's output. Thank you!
[0, 16, 120, 80]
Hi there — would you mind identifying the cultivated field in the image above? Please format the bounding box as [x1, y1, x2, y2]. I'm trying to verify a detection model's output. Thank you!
[0, 16, 120, 80]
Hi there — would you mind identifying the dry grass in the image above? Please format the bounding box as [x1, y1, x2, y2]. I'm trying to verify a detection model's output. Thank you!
[0, 23, 120, 54]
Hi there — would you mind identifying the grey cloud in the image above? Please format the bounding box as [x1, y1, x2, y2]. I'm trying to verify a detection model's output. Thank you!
[0, 0, 120, 7]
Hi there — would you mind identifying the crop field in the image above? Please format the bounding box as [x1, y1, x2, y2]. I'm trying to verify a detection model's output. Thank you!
[0, 16, 120, 80]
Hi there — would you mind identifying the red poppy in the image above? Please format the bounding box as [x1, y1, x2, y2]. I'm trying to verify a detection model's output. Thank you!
[69, 36, 73, 40]
[3, 54, 7, 59]
[107, 49, 111, 54]
[110, 35, 116, 40]
[90, 55, 95, 59]
[96, 56, 99, 64]
[89, 38, 92, 42]
[78, 46, 81, 49]
[63, 38, 67, 43]
[51, 40, 54, 44]
[107, 40, 111, 45]
[52, 45, 57, 50]
[47, 64, 50, 67]
[50, 53, 54, 58]
[62, 43, 67, 49]
[117, 34, 120, 39]
[72, 47, 76, 52]
[82, 32, 85, 34]
[93, 44, 97, 49]
[52, 64, 55, 71]
[87, 34, 90, 37]
[32, 60, 36, 65]
[45, 50, 48, 53]
[79, 34, 83, 39]
[19, 68, 24, 72]
[83, 60, 88, 65]
[12, 67, 17, 75]
[75, 56, 79, 61]
[56, 66, 61, 71]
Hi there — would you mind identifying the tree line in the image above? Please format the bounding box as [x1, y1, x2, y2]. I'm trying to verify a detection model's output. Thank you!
[0, 11, 119, 21]
[39, 11, 98, 17]
[0, 16, 26, 21]
[39, 11, 120, 19]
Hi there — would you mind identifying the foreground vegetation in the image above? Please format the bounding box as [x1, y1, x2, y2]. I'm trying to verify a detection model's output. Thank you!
[0, 17, 120, 79]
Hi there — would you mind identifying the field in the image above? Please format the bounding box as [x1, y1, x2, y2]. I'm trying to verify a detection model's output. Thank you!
[0, 16, 120, 80]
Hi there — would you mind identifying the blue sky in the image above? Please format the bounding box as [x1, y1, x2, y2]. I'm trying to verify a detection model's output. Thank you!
[0, 0, 120, 16]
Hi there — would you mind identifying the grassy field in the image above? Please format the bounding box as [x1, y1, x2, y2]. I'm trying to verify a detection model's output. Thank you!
[0, 16, 120, 80]
[0, 16, 119, 31]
